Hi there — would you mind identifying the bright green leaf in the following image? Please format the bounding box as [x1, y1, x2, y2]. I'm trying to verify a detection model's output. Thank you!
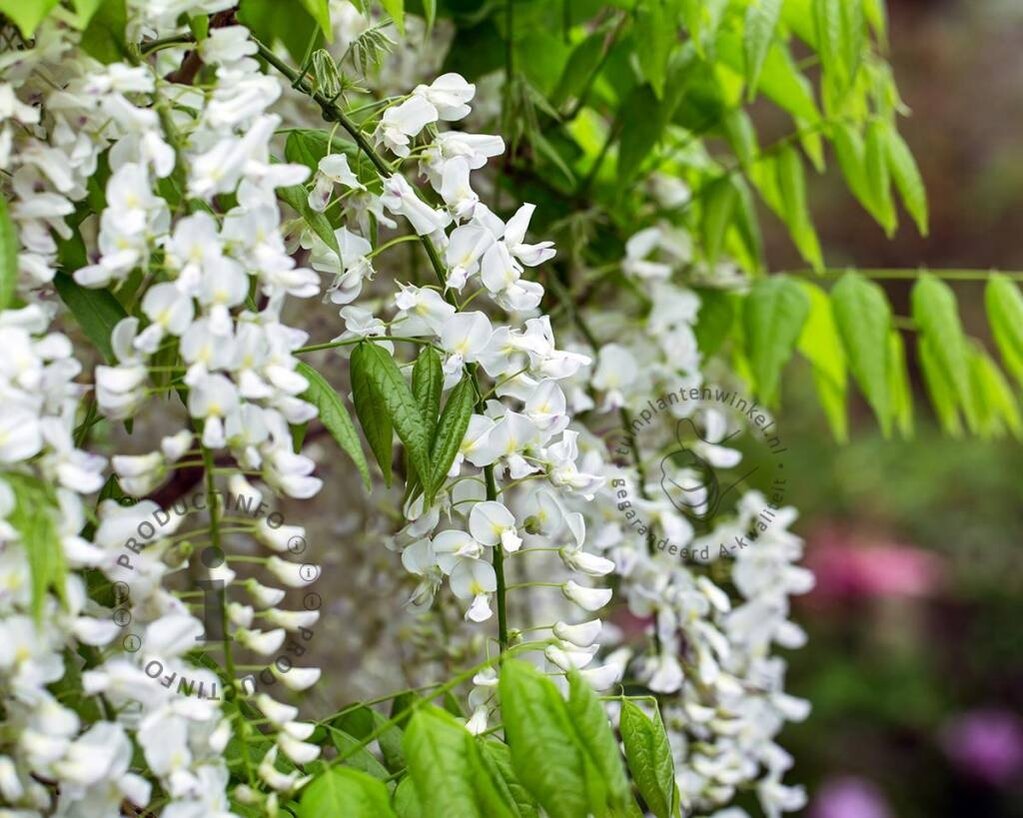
[887, 329, 913, 438]
[0, 0, 60, 37]
[797, 282, 848, 441]
[744, 0, 783, 97]
[296, 767, 396, 818]
[565, 669, 630, 812]
[883, 123, 929, 236]
[620, 700, 676, 818]
[298, 0, 333, 40]
[381, 0, 405, 35]
[551, 31, 605, 108]
[830, 273, 892, 434]
[0, 195, 17, 311]
[499, 660, 590, 818]
[986, 274, 1023, 389]
[864, 120, 896, 236]
[6, 475, 66, 622]
[700, 176, 738, 267]
[743, 275, 811, 405]
[919, 335, 961, 436]
[412, 346, 443, 440]
[775, 144, 823, 271]
[635, 1, 672, 98]
[911, 275, 974, 427]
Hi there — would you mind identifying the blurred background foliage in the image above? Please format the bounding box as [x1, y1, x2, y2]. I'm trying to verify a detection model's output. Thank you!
[760, 1, 1023, 815]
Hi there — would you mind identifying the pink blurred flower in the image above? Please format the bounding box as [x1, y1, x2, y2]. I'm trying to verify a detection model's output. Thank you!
[942, 709, 1023, 786]
[811, 776, 892, 818]
[805, 526, 944, 600]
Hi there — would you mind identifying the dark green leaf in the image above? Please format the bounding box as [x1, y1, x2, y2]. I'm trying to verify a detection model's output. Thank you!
[427, 376, 476, 500]
[80, 0, 129, 64]
[276, 184, 341, 263]
[616, 85, 663, 186]
[350, 343, 395, 486]
[297, 362, 371, 490]
[700, 177, 737, 267]
[412, 346, 443, 440]
[329, 727, 392, 782]
[551, 31, 605, 108]
[635, 1, 672, 98]
[53, 272, 128, 364]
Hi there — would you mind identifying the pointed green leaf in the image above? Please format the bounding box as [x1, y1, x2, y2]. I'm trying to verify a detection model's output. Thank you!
[743, 275, 811, 406]
[565, 669, 630, 812]
[0, 195, 17, 311]
[381, 0, 405, 34]
[551, 31, 605, 108]
[7, 475, 67, 622]
[883, 123, 929, 236]
[969, 344, 1022, 439]
[830, 273, 892, 434]
[80, 0, 129, 64]
[350, 343, 395, 487]
[744, 0, 783, 97]
[356, 342, 433, 493]
[986, 274, 1023, 389]
[0, 0, 59, 37]
[775, 144, 823, 271]
[700, 177, 738, 267]
[412, 346, 443, 440]
[797, 282, 848, 442]
[296, 767, 396, 818]
[298, 0, 333, 40]
[864, 120, 897, 236]
[428, 376, 476, 499]
[480, 741, 540, 818]
[635, 0, 672, 98]
[276, 184, 342, 265]
[422, 0, 436, 32]
[329, 727, 392, 781]
[911, 275, 974, 427]
[620, 700, 676, 818]
[918, 335, 961, 436]
[53, 272, 128, 364]
[499, 660, 590, 818]
[394, 777, 422, 818]
[297, 362, 371, 490]
[887, 329, 913, 438]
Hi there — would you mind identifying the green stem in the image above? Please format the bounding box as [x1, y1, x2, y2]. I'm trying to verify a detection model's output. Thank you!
[783, 267, 1023, 282]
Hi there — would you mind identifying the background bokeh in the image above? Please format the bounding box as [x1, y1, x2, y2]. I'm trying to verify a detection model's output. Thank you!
[762, 1, 1023, 815]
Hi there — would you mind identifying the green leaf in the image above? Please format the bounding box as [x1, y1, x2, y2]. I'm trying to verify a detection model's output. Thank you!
[394, 777, 423, 818]
[986, 274, 1023, 389]
[72, 0, 104, 26]
[830, 273, 891, 434]
[551, 31, 604, 108]
[80, 0, 129, 64]
[296, 361, 371, 490]
[883, 123, 929, 236]
[238, 0, 322, 63]
[334, 705, 406, 773]
[635, 1, 672, 98]
[694, 288, 736, 358]
[329, 727, 392, 782]
[969, 344, 1022, 439]
[480, 741, 540, 818]
[830, 121, 892, 229]
[565, 669, 630, 812]
[919, 335, 961, 436]
[700, 177, 737, 267]
[381, 0, 405, 35]
[744, 0, 783, 97]
[350, 343, 394, 486]
[53, 272, 127, 364]
[620, 700, 676, 818]
[887, 329, 913, 438]
[0, 195, 17, 311]
[6, 475, 66, 622]
[911, 275, 973, 426]
[813, 0, 865, 102]
[0, 0, 59, 37]
[296, 767, 396, 818]
[617, 85, 663, 187]
[355, 342, 433, 495]
[276, 184, 342, 263]
[499, 660, 590, 818]
[403, 706, 512, 818]
[864, 120, 896, 236]
[742, 275, 811, 406]
[775, 144, 823, 271]
[427, 376, 476, 500]
[797, 282, 848, 442]
[422, 0, 436, 32]
[298, 0, 333, 40]
[412, 346, 443, 440]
